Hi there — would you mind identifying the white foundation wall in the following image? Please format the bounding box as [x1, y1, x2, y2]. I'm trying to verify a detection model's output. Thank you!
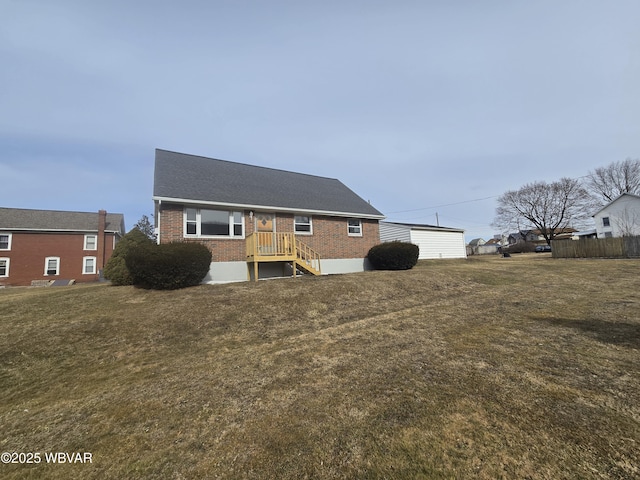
[320, 258, 372, 275]
[202, 262, 248, 284]
[202, 258, 371, 284]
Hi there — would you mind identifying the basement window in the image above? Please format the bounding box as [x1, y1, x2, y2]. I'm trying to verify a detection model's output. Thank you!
[294, 216, 312, 234]
[0, 258, 9, 277]
[44, 257, 60, 276]
[184, 208, 244, 238]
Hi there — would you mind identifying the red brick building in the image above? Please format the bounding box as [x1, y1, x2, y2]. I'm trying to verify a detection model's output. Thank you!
[0, 208, 125, 286]
[153, 149, 385, 282]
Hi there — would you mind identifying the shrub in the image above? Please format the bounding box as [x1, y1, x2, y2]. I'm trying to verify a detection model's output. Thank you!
[367, 242, 419, 270]
[104, 228, 156, 285]
[126, 242, 212, 290]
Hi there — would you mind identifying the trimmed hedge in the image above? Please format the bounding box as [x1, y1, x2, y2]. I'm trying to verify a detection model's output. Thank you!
[104, 228, 156, 285]
[367, 241, 419, 270]
[126, 242, 212, 290]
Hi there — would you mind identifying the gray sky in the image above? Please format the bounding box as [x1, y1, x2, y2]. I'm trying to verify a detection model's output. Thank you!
[2, 0, 639, 241]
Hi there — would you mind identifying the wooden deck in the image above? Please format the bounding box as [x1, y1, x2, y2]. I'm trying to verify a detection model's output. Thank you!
[246, 232, 321, 280]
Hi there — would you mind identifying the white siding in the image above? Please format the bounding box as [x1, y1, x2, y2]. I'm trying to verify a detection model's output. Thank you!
[410, 229, 467, 259]
[379, 222, 411, 243]
[379, 222, 467, 260]
[593, 194, 640, 238]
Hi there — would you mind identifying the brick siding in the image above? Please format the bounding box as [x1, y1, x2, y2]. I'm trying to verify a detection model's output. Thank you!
[158, 203, 380, 261]
[0, 231, 117, 287]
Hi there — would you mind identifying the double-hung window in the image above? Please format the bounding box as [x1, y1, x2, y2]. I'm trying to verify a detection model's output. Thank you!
[45, 257, 60, 276]
[0, 258, 9, 277]
[83, 257, 97, 274]
[294, 216, 312, 234]
[185, 208, 244, 237]
[0, 234, 11, 250]
[348, 219, 362, 236]
[602, 217, 611, 227]
[84, 234, 97, 250]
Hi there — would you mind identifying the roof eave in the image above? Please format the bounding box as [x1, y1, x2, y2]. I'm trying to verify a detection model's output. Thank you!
[411, 226, 465, 233]
[591, 192, 640, 217]
[153, 196, 386, 220]
[381, 221, 465, 233]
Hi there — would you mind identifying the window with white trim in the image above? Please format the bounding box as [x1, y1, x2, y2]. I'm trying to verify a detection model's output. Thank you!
[83, 256, 97, 274]
[184, 208, 244, 237]
[348, 219, 362, 236]
[602, 217, 611, 227]
[44, 257, 60, 276]
[0, 258, 9, 277]
[294, 215, 312, 234]
[84, 234, 97, 250]
[0, 234, 11, 250]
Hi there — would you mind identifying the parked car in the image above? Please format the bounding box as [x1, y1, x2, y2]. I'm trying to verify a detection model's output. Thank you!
[535, 245, 552, 252]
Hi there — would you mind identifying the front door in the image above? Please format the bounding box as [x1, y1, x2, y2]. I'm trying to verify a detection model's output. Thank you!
[256, 213, 275, 233]
[256, 213, 275, 254]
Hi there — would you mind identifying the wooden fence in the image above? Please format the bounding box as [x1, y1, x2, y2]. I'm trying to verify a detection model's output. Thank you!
[552, 236, 640, 258]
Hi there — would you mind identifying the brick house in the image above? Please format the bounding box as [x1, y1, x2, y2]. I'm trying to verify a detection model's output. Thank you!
[0, 208, 125, 286]
[153, 149, 385, 282]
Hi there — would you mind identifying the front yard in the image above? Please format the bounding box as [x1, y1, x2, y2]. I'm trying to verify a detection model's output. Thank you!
[1, 255, 638, 479]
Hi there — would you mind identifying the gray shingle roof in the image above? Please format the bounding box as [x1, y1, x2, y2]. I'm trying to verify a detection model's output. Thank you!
[153, 149, 384, 218]
[0, 207, 125, 233]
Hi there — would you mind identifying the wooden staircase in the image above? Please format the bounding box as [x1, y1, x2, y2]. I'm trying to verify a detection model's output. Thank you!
[246, 232, 321, 281]
[294, 238, 321, 276]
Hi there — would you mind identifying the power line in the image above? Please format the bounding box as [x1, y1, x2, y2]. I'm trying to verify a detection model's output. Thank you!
[386, 175, 594, 215]
[386, 195, 499, 214]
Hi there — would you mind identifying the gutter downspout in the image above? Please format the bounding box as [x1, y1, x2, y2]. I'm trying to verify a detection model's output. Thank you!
[156, 200, 161, 245]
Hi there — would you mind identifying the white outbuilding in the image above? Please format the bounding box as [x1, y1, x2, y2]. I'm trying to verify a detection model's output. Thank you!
[379, 221, 467, 259]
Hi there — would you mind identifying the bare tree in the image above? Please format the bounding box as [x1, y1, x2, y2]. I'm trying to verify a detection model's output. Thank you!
[133, 214, 157, 241]
[586, 158, 640, 204]
[493, 178, 592, 245]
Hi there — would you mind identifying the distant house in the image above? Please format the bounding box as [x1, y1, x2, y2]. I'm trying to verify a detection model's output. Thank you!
[573, 229, 597, 239]
[593, 193, 640, 238]
[477, 238, 502, 255]
[466, 238, 501, 256]
[507, 228, 576, 245]
[379, 222, 466, 259]
[468, 238, 486, 248]
[0, 208, 125, 286]
[468, 238, 485, 246]
[153, 149, 385, 282]
[507, 231, 537, 244]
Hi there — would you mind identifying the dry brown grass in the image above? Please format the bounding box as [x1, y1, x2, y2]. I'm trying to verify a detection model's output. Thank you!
[1, 254, 638, 479]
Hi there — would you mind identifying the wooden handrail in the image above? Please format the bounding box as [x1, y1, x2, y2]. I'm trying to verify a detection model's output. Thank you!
[247, 232, 296, 258]
[246, 232, 321, 276]
[295, 239, 321, 274]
